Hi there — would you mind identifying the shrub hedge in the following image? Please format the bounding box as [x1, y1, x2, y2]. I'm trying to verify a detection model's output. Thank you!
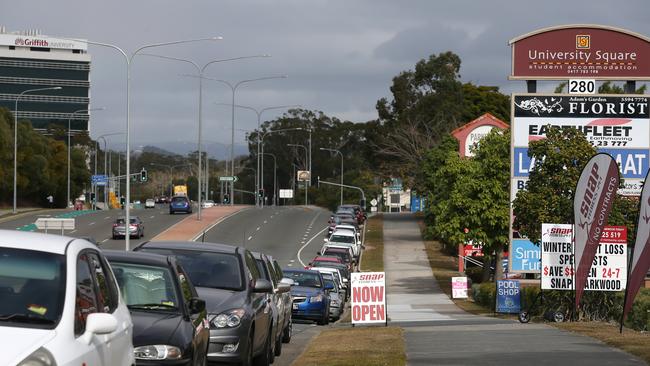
[472, 282, 650, 331]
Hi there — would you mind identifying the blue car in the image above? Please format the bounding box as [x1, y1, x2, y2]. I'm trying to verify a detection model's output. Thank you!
[283, 269, 333, 325]
[170, 195, 192, 214]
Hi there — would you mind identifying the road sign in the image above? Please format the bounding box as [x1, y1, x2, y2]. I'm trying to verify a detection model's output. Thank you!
[297, 170, 310, 181]
[279, 189, 294, 198]
[219, 176, 239, 182]
[370, 198, 378, 207]
[91, 174, 107, 183]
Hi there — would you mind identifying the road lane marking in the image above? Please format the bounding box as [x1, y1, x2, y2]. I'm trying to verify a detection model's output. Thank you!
[150, 215, 155, 218]
[89, 222, 95, 225]
[256, 227, 260, 231]
[70, 230, 77, 234]
[297, 226, 328, 267]
[247, 236, 253, 241]
[264, 220, 267, 224]
[101, 238, 108, 243]
[289, 260, 295, 263]
[287, 263, 293, 267]
[105, 216, 111, 219]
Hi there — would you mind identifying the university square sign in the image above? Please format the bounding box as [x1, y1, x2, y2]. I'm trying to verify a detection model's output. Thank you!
[509, 24, 650, 80]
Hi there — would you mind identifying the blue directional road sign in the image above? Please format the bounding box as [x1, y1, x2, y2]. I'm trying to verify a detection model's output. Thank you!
[91, 175, 108, 184]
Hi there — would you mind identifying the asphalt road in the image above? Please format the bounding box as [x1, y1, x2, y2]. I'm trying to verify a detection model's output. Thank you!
[0, 204, 189, 250]
[202, 205, 333, 366]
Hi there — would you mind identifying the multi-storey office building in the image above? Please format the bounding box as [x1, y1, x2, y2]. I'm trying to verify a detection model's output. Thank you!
[0, 28, 90, 134]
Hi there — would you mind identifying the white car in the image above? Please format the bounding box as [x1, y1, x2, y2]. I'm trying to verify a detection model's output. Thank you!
[201, 200, 215, 208]
[0, 230, 135, 366]
[334, 224, 361, 244]
[144, 199, 155, 209]
[325, 230, 361, 258]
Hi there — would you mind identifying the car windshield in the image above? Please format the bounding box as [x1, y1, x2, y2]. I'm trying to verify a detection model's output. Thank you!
[324, 250, 350, 262]
[172, 197, 187, 203]
[322, 275, 337, 290]
[329, 235, 354, 244]
[283, 271, 322, 288]
[139, 248, 243, 291]
[0, 247, 65, 328]
[116, 218, 137, 224]
[109, 262, 180, 311]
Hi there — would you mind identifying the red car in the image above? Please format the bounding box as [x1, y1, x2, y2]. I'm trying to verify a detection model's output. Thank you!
[308, 256, 342, 267]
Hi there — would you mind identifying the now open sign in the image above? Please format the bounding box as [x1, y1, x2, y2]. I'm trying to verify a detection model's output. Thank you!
[351, 272, 387, 325]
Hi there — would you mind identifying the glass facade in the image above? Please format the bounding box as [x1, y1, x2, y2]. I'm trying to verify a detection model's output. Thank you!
[0, 55, 90, 133]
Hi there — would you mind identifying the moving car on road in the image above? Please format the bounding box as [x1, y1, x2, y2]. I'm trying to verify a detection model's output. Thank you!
[0, 231, 134, 366]
[113, 216, 145, 239]
[201, 200, 215, 208]
[145, 199, 156, 209]
[170, 196, 193, 215]
[104, 250, 210, 366]
[282, 269, 333, 325]
[134, 241, 275, 366]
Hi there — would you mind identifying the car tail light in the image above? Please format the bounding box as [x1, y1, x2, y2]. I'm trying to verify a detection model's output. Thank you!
[112, 224, 117, 227]
[130, 224, 138, 228]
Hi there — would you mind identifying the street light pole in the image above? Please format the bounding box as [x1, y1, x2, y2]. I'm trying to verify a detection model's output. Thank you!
[261, 153, 277, 206]
[75, 36, 221, 251]
[258, 127, 305, 207]
[287, 143, 308, 206]
[319, 147, 344, 206]
[14, 86, 62, 213]
[68, 108, 104, 208]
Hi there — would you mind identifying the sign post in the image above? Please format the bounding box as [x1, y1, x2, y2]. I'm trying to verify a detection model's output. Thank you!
[351, 272, 387, 326]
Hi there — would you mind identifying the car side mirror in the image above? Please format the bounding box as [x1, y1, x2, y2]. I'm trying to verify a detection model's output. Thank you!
[253, 279, 273, 293]
[189, 297, 206, 314]
[277, 283, 291, 293]
[80, 313, 118, 345]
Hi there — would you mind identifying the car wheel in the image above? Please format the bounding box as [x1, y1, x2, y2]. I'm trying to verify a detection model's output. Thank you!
[281, 319, 292, 343]
[241, 332, 254, 366]
[112, 234, 117, 240]
[274, 334, 282, 357]
[252, 330, 271, 366]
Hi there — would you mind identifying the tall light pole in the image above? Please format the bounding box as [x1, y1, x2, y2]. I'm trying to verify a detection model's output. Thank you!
[143, 54, 269, 216]
[287, 143, 308, 206]
[68, 107, 104, 208]
[320, 147, 344, 206]
[72, 36, 221, 251]
[14, 86, 62, 213]
[195, 75, 288, 205]
[95, 133, 124, 210]
[258, 127, 306, 207]
[260, 152, 277, 206]
[215, 103, 301, 207]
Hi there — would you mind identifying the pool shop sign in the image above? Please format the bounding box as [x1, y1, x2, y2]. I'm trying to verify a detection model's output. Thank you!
[508, 24, 650, 275]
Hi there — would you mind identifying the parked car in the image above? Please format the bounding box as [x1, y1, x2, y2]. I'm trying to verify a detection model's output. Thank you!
[335, 223, 361, 243]
[326, 230, 360, 258]
[327, 214, 358, 236]
[312, 266, 348, 301]
[112, 216, 145, 239]
[170, 196, 192, 215]
[307, 261, 350, 282]
[309, 256, 343, 267]
[201, 200, 215, 208]
[251, 252, 292, 361]
[269, 258, 294, 344]
[145, 199, 156, 209]
[0, 231, 134, 366]
[319, 246, 354, 270]
[338, 204, 366, 225]
[282, 269, 333, 325]
[134, 241, 275, 366]
[104, 250, 210, 365]
[320, 272, 343, 320]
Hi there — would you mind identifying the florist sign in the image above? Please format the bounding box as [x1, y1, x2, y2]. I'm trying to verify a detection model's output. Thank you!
[509, 25, 650, 80]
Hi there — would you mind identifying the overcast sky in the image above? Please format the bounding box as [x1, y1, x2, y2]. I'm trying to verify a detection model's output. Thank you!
[3, 0, 649, 156]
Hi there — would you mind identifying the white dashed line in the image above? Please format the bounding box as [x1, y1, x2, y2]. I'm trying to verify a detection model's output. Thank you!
[70, 230, 77, 234]
[104, 216, 111, 219]
[287, 263, 293, 267]
[256, 227, 260, 231]
[89, 222, 95, 225]
[101, 238, 108, 243]
[247, 236, 253, 241]
[150, 215, 155, 219]
[263, 220, 267, 224]
[289, 260, 295, 263]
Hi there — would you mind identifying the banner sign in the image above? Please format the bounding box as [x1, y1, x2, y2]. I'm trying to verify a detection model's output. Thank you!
[496, 280, 521, 313]
[464, 243, 484, 257]
[451, 277, 468, 298]
[511, 94, 649, 196]
[574, 154, 620, 305]
[278, 189, 294, 198]
[623, 170, 650, 318]
[509, 25, 650, 80]
[510, 239, 541, 273]
[541, 223, 627, 291]
[351, 272, 386, 324]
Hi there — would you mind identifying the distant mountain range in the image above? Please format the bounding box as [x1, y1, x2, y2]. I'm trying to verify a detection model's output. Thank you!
[128, 141, 250, 160]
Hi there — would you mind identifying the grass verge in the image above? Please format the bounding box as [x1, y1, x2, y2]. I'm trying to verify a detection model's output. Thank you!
[360, 214, 384, 272]
[553, 322, 650, 364]
[291, 326, 406, 366]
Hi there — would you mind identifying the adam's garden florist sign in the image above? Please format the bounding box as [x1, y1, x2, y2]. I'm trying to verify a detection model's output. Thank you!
[351, 272, 386, 324]
[512, 94, 649, 197]
[541, 223, 627, 291]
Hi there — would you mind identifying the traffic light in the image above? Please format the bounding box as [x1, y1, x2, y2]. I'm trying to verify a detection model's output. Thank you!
[140, 169, 148, 182]
[223, 194, 230, 204]
[258, 189, 264, 198]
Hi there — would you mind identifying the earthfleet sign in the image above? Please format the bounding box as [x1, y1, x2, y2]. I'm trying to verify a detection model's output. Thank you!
[351, 272, 386, 324]
[541, 224, 627, 291]
[509, 25, 650, 80]
[511, 94, 649, 196]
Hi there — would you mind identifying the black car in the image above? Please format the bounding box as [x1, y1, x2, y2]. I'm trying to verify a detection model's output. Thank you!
[134, 241, 275, 366]
[103, 250, 209, 365]
[170, 196, 193, 214]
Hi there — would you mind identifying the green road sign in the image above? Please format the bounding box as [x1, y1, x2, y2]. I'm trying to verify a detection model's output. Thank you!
[219, 176, 239, 182]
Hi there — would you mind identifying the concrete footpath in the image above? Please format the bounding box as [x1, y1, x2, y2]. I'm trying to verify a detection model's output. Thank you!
[383, 213, 645, 366]
[152, 205, 248, 241]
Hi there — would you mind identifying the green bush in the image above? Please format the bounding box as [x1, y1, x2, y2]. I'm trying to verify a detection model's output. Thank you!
[472, 282, 496, 310]
[465, 267, 484, 284]
[626, 289, 650, 331]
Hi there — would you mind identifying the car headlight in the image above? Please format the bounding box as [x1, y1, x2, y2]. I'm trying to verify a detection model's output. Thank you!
[17, 347, 57, 366]
[309, 294, 324, 303]
[211, 308, 245, 328]
[134, 345, 182, 360]
[331, 299, 340, 306]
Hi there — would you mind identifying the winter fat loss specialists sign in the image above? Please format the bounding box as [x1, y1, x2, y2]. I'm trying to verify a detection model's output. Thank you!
[351, 272, 386, 324]
[511, 94, 649, 196]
